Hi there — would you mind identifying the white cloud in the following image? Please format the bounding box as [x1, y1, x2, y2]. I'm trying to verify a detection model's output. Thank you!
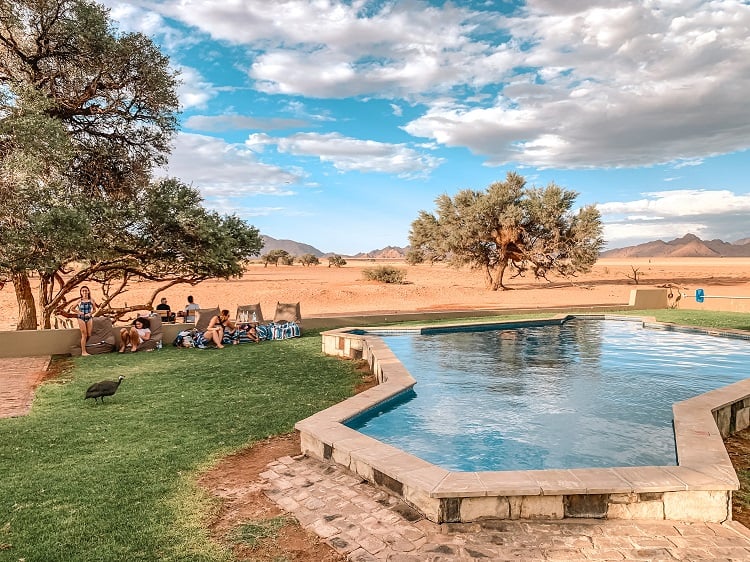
[149, 0, 501, 98]
[102, 0, 199, 51]
[245, 132, 443, 178]
[175, 66, 220, 110]
[598, 189, 750, 217]
[117, 0, 750, 170]
[159, 133, 300, 196]
[599, 188, 750, 247]
[203, 199, 287, 219]
[403, 1, 750, 168]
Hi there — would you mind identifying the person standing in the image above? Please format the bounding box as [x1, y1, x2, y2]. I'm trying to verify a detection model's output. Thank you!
[74, 286, 98, 356]
[183, 295, 200, 323]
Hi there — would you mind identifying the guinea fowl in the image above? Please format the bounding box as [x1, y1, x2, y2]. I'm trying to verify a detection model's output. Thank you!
[85, 375, 124, 403]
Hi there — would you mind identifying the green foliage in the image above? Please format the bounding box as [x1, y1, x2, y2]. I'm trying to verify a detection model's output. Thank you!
[328, 255, 347, 268]
[0, 335, 361, 561]
[299, 253, 320, 266]
[362, 265, 406, 284]
[24, 178, 263, 326]
[408, 172, 604, 290]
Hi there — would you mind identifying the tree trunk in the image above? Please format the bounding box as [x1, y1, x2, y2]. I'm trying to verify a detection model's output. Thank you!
[12, 271, 38, 330]
[483, 265, 494, 289]
[490, 261, 508, 291]
[38, 275, 52, 329]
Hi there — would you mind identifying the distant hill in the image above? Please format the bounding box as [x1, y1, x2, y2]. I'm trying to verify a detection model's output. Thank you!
[601, 233, 750, 258]
[259, 235, 409, 259]
[260, 235, 325, 257]
[353, 246, 408, 259]
[262, 232, 750, 260]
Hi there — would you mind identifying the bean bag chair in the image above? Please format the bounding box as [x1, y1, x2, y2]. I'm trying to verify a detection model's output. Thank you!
[236, 303, 264, 323]
[273, 302, 301, 324]
[133, 314, 164, 352]
[70, 316, 116, 356]
[195, 307, 220, 332]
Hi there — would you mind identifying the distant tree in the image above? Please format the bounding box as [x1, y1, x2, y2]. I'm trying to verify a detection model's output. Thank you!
[328, 255, 347, 268]
[299, 254, 320, 266]
[408, 172, 604, 290]
[626, 266, 643, 285]
[262, 249, 289, 267]
[281, 254, 295, 266]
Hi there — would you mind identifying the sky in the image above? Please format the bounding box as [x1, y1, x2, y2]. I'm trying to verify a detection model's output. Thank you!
[102, 0, 750, 254]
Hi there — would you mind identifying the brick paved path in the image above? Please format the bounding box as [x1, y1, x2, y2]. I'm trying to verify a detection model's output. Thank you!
[0, 356, 51, 418]
[261, 454, 750, 561]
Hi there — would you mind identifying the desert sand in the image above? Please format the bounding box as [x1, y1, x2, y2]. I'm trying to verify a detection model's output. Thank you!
[1, 258, 750, 330]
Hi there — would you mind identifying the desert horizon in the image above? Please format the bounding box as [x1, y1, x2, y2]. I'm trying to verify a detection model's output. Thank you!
[1, 257, 749, 331]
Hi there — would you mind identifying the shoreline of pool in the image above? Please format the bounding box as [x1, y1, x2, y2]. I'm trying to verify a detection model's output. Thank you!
[295, 314, 748, 523]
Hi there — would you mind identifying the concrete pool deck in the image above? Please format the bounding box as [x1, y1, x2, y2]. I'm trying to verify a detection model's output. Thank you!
[296, 315, 750, 524]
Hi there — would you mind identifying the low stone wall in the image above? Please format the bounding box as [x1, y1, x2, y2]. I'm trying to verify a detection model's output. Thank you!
[628, 288, 669, 309]
[0, 323, 190, 358]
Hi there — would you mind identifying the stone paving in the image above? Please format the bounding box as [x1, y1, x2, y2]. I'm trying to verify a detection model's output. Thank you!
[0, 356, 51, 418]
[261, 453, 750, 561]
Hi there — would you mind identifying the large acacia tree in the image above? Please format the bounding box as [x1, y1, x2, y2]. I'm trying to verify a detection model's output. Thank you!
[407, 172, 604, 290]
[0, 0, 262, 329]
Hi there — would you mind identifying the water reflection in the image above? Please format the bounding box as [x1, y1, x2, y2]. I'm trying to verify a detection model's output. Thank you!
[347, 320, 750, 471]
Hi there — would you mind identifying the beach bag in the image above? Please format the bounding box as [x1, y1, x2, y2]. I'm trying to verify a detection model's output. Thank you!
[256, 323, 273, 341]
[194, 331, 210, 348]
[173, 330, 195, 348]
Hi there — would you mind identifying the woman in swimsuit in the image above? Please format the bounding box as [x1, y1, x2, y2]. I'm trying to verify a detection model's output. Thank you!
[74, 286, 98, 356]
[204, 309, 233, 349]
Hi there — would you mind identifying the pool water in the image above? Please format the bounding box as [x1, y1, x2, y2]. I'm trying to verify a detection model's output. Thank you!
[345, 319, 750, 472]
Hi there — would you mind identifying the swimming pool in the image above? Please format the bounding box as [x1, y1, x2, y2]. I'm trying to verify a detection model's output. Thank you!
[297, 315, 748, 523]
[345, 319, 750, 471]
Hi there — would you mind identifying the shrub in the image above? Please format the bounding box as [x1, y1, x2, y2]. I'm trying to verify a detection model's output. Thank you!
[299, 253, 320, 266]
[328, 255, 347, 268]
[362, 266, 406, 284]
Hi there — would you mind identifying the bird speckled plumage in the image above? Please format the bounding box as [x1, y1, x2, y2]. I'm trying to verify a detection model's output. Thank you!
[85, 375, 124, 403]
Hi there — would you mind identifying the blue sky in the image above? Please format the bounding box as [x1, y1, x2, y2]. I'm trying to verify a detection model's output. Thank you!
[104, 0, 750, 254]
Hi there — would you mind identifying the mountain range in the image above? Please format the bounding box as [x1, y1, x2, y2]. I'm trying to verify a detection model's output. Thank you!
[260, 235, 408, 259]
[261, 233, 750, 260]
[600, 234, 750, 258]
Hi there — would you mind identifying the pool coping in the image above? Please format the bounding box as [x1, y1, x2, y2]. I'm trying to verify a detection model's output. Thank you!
[296, 314, 750, 523]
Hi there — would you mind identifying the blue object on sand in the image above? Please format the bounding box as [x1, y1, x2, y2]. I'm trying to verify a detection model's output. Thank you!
[696, 288, 705, 303]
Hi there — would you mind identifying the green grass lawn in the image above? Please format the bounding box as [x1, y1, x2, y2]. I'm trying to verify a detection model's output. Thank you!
[1, 310, 748, 561]
[0, 332, 360, 562]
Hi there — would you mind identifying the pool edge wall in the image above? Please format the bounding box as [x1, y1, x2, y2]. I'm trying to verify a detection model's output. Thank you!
[297, 314, 747, 524]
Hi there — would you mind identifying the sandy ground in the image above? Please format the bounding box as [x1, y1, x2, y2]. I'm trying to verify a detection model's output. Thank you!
[2, 258, 750, 329]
